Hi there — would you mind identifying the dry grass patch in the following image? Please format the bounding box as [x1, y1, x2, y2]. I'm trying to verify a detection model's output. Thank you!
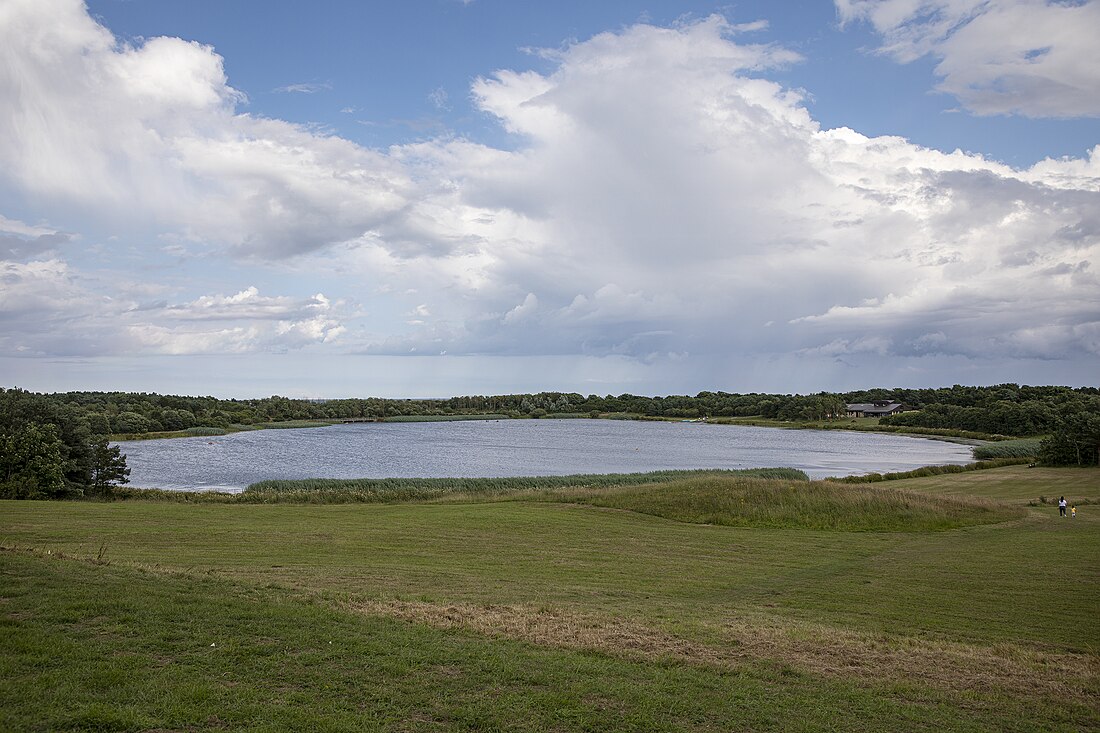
[348, 598, 1096, 702]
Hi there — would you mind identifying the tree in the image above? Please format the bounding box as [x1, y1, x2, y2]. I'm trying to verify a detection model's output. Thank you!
[0, 423, 69, 499]
[1040, 412, 1100, 466]
[87, 437, 130, 496]
[113, 410, 154, 434]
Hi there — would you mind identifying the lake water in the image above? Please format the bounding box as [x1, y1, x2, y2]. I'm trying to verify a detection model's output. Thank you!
[115, 419, 976, 492]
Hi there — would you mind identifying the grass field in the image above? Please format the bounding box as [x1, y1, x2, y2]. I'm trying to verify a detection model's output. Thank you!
[2, 466, 1098, 731]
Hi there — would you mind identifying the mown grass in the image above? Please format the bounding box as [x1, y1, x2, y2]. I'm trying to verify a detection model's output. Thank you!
[9, 549, 1093, 733]
[2, 465, 1097, 731]
[879, 464, 1100, 504]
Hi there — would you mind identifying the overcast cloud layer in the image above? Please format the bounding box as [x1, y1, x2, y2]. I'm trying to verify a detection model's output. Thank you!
[1, 0, 1097, 395]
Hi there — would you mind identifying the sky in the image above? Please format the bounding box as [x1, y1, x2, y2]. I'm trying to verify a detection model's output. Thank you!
[1, 0, 1098, 398]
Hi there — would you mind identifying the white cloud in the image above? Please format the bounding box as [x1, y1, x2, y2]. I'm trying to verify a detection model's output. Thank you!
[837, 0, 1100, 117]
[164, 286, 336, 321]
[368, 16, 1099, 365]
[0, 215, 72, 259]
[502, 293, 538, 324]
[274, 81, 332, 94]
[0, 0, 417, 257]
[0, 249, 348, 355]
[1, 5, 1098, 382]
[127, 285, 347, 354]
[428, 86, 450, 110]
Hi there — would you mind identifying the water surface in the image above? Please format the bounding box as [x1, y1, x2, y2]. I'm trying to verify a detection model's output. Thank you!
[116, 419, 975, 492]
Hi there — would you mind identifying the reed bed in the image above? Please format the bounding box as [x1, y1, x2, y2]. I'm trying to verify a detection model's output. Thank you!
[972, 439, 1043, 460]
[242, 468, 809, 504]
[381, 414, 512, 422]
[831, 457, 1031, 484]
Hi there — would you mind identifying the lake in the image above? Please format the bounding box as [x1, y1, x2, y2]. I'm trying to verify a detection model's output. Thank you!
[115, 419, 976, 492]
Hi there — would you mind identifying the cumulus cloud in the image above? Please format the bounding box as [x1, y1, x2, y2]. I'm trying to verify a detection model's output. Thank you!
[836, 0, 1100, 117]
[1, 4, 1098, 378]
[371, 17, 1098, 366]
[0, 0, 418, 258]
[163, 287, 336, 321]
[0, 250, 347, 356]
[128, 285, 347, 355]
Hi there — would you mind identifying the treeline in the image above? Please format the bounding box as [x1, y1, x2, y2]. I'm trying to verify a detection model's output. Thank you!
[1, 389, 128, 499]
[38, 384, 1095, 434]
[12, 389, 852, 430]
[2, 383, 1098, 496]
[871, 386, 1100, 465]
[5, 385, 1098, 434]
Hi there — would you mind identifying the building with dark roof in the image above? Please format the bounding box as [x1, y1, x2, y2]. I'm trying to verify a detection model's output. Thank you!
[845, 400, 906, 418]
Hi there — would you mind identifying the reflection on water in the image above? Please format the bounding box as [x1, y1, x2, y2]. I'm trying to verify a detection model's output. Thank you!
[115, 419, 976, 493]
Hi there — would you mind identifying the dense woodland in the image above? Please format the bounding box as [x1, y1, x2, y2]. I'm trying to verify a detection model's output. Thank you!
[2, 383, 1098, 498]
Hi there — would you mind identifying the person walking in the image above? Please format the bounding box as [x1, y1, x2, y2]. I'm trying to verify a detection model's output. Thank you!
[1058, 496, 1068, 517]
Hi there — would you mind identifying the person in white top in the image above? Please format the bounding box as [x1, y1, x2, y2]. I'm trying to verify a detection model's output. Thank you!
[1058, 496, 1068, 517]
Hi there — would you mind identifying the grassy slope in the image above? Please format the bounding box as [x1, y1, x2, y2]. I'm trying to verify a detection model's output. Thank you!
[536, 474, 1021, 531]
[883, 464, 1100, 503]
[8, 551, 1069, 733]
[2, 466, 1099, 731]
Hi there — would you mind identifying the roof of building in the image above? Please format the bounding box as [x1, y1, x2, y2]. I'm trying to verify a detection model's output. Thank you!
[845, 401, 904, 414]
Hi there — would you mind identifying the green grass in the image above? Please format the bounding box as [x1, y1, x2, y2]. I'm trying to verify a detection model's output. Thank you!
[255, 419, 338, 429]
[111, 425, 231, 441]
[2, 465, 1098, 731]
[831, 457, 1032, 484]
[539, 474, 1022, 531]
[10, 550, 1091, 733]
[240, 468, 809, 504]
[879, 464, 1099, 503]
[972, 438, 1044, 460]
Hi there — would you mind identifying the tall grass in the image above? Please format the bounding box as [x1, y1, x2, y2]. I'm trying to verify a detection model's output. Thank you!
[831, 457, 1031, 484]
[547, 475, 1023, 532]
[112, 425, 230, 441]
[183, 426, 230, 436]
[972, 439, 1043, 460]
[241, 468, 809, 504]
[256, 420, 336, 429]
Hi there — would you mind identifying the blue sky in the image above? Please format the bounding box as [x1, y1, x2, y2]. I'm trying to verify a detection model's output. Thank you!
[1, 0, 1098, 397]
[86, 0, 1097, 164]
